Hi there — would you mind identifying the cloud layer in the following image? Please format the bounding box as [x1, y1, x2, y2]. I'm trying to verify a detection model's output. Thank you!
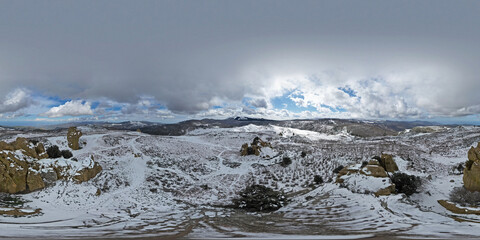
[43, 101, 93, 118]
[0, 1, 479, 123]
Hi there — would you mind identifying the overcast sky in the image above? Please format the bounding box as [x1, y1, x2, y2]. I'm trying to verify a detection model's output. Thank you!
[1, 0, 480, 125]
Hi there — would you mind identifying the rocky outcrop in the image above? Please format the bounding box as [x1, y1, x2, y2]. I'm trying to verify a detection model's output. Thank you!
[379, 154, 399, 172]
[463, 143, 480, 192]
[336, 156, 400, 196]
[438, 200, 480, 215]
[0, 134, 101, 194]
[26, 170, 45, 192]
[67, 127, 83, 150]
[73, 161, 103, 183]
[0, 139, 47, 194]
[360, 165, 388, 178]
[240, 137, 272, 156]
[375, 184, 396, 197]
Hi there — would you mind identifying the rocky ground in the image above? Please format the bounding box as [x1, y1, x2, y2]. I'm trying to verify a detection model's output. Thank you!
[1, 122, 480, 239]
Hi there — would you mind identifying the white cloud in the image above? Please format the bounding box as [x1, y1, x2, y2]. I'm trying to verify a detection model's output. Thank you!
[0, 88, 31, 113]
[43, 100, 94, 118]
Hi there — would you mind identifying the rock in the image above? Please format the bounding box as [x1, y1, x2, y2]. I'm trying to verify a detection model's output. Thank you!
[67, 127, 83, 150]
[438, 200, 480, 215]
[0, 207, 42, 217]
[240, 137, 271, 156]
[73, 161, 103, 183]
[40, 169, 58, 187]
[361, 165, 388, 178]
[368, 159, 380, 166]
[0, 152, 28, 193]
[463, 143, 480, 192]
[379, 154, 399, 172]
[35, 143, 48, 159]
[0, 138, 47, 159]
[26, 170, 45, 192]
[375, 184, 396, 197]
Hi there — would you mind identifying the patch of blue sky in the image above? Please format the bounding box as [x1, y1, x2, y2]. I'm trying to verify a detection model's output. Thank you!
[271, 91, 317, 113]
[90, 101, 100, 109]
[338, 87, 357, 97]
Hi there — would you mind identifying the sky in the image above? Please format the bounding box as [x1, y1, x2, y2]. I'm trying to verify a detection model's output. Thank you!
[1, 0, 480, 126]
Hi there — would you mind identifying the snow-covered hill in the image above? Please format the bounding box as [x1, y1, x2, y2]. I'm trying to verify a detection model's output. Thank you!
[1, 124, 480, 239]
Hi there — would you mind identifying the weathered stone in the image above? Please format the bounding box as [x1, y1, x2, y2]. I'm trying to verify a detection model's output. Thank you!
[380, 154, 399, 172]
[464, 143, 480, 192]
[361, 165, 388, 178]
[438, 200, 480, 215]
[35, 143, 48, 159]
[368, 159, 380, 166]
[240, 137, 271, 156]
[375, 184, 396, 197]
[67, 127, 83, 150]
[0, 152, 28, 193]
[464, 160, 480, 192]
[40, 169, 58, 187]
[73, 161, 102, 183]
[26, 170, 45, 192]
[0, 208, 41, 217]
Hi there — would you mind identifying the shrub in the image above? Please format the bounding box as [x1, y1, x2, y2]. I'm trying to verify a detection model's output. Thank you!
[61, 150, 73, 159]
[333, 165, 345, 174]
[450, 186, 480, 207]
[313, 175, 324, 184]
[232, 184, 287, 212]
[280, 156, 292, 167]
[391, 172, 421, 196]
[46, 145, 62, 158]
[361, 161, 368, 168]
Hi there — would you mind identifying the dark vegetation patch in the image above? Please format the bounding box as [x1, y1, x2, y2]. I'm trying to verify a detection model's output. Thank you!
[280, 156, 292, 167]
[450, 186, 480, 207]
[46, 145, 62, 158]
[233, 184, 287, 212]
[313, 175, 324, 184]
[333, 165, 345, 174]
[61, 150, 73, 159]
[391, 172, 421, 196]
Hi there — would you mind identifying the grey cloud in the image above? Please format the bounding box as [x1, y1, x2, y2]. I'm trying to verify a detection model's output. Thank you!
[0, 1, 479, 119]
[0, 89, 31, 114]
[249, 99, 268, 108]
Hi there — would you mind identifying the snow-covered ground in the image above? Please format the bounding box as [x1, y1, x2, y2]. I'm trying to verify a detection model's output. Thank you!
[1, 124, 480, 239]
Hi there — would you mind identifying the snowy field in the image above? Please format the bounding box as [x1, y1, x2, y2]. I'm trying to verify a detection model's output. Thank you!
[1, 124, 480, 239]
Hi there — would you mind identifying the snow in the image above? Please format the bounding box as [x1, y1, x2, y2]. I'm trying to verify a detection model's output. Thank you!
[1, 124, 480, 238]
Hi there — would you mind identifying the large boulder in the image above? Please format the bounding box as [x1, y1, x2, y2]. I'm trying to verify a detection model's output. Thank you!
[360, 165, 388, 178]
[463, 143, 480, 192]
[73, 161, 103, 183]
[379, 154, 399, 172]
[0, 138, 47, 159]
[240, 137, 272, 157]
[26, 170, 45, 192]
[0, 151, 45, 194]
[67, 127, 83, 150]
